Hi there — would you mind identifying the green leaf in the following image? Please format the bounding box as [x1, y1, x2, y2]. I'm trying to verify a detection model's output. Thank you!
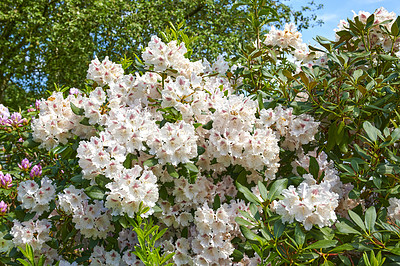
[273, 219, 285, 239]
[123, 153, 136, 169]
[328, 243, 354, 253]
[202, 120, 213, 130]
[305, 239, 338, 250]
[257, 181, 268, 202]
[16, 259, 31, 266]
[239, 225, 265, 244]
[236, 182, 261, 205]
[349, 210, 366, 232]
[363, 121, 379, 142]
[166, 164, 179, 178]
[213, 194, 221, 210]
[22, 138, 40, 148]
[366, 14, 375, 29]
[267, 178, 288, 202]
[95, 175, 112, 188]
[79, 117, 90, 126]
[231, 249, 244, 262]
[184, 162, 198, 173]
[336, 221, 362, 235]
[37, 255, 45, 266]
[235, 217, 253, 226]
[295, 223, 305, 247]
[388, 247, 400, 255]
[3, 233, 13, 240]
[70, 102, 84, 115]
[390, 128, 400, 144]
[391, 16, 400, 36]
[197, 145, 206, 155]
[326, 122, 337, 151]
[365, 206, 376, 233]
[193, 123, 202, 128]
[339, 254, 352, 265]
[84, 186, 105, 200]
[143, 158, 158, 167]
[309, 156, 320, 179]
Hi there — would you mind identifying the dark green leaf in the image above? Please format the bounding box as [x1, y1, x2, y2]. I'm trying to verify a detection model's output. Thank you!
[257, 181, 268, 202]
[70, 102, 84, 115]
[235, 217, 253, 226]
[365, 206, 376, 233]
[336, 221, 362, 235]
[239, 225, 265, 244]
[273, 219, 285, 239]
[236, 181, 261, 205]
[213, 194, 221, 210]
[197, 146, 205, 155]
[305, 240, 337, 250]
[328, 244, 354, 253]
[295, 223, 305, 247]
[84, 186, 105, 200]
[267, 178, 288, 202]
[349, 210, 366, 231]
[22, 138, 40, 148]
[143, 158, 158, 167]
[184, 162, 198, 173]
[202, 120, 213, 130]
[309, 157, 319, 179]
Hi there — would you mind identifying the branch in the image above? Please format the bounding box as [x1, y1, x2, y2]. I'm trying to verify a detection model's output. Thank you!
[185, 3, 205, 20]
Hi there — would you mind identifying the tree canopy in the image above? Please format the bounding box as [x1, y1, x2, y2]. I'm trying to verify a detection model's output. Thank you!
[0, 0, 322, 108]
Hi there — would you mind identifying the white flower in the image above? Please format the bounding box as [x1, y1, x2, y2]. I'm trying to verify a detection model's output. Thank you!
[87, 56, 124, 86]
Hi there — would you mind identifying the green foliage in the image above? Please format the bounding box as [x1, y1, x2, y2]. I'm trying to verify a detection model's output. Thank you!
[17, 244, 45, 266]
[126, 203, 174, 266]
[0, 0, 323, 109]
[229, 6, 400, 265]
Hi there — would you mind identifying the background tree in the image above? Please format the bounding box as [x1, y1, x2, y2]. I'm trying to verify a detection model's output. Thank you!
[0, 0, 322, 109]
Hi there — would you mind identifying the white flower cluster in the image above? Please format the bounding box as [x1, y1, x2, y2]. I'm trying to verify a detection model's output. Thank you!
[259, 106, 320, 151]
[11, 219, 51, 251]
[86, 56, 124, 87]
[0, 231, 13, 254]
[142, 36, 204, 76]
[58, 261, 78, 266]
[155, 175, 238, 229]
[264, 23, 302, 49]
[28, 35, 323, 264]
[388, 198, 400, 221]
[160, 199, 252, 265]
[83, 87, 107, 125]
[58, 185, 89, 213]
[0, 104, 10, 125]
[272, 150, 360, 230]
[148, 121, 198, 166]
[89, 246, 121, 266]
[105, 165, 158, 218]
[292, 150, 357, 218]
[263, 23, 322, 64]
[58, 186, 114, 239]
[272, 181, 339, 230]
[191, 204, 237, 264]
[32, 92, 95, 149]
[17, 177, 56, 215]
[336, 7, 399, 52]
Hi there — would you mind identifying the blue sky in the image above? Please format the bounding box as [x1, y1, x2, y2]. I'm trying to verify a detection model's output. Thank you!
[288, 0, 400, 45]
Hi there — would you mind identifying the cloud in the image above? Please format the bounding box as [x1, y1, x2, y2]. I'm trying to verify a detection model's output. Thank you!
[319, 13, 338, 22]
[356, 0, 384, 3]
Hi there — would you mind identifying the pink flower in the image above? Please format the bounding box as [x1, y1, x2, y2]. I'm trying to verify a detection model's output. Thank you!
[0, 201, 7, 215]
[18, 158, 32, 171]
[0, 172, 12, 188]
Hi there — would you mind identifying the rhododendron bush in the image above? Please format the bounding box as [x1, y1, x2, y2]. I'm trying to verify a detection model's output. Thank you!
[2, 3, 400, 265]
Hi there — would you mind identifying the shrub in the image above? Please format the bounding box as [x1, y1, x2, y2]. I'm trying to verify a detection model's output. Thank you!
[1, 5, 400, 266]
